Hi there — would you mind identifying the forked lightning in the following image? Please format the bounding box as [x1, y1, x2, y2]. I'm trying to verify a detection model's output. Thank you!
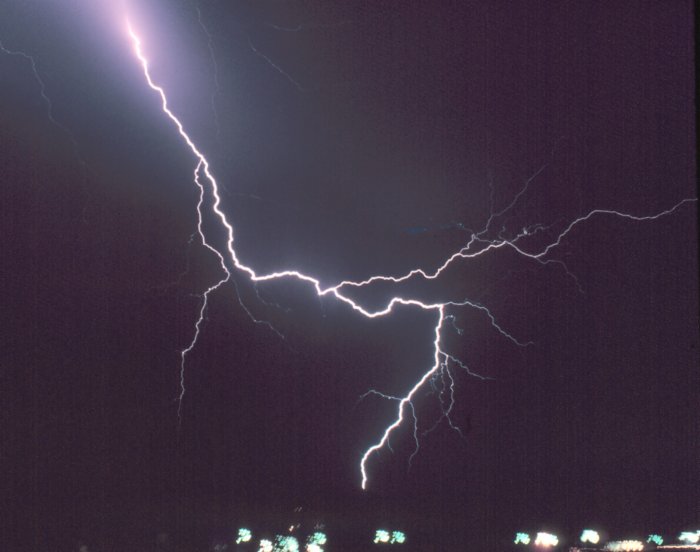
[125, 18, 695, 490]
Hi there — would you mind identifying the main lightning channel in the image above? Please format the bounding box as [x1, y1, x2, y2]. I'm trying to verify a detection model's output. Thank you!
[125, 20, 474, 488]
[125, 19, 696, 489]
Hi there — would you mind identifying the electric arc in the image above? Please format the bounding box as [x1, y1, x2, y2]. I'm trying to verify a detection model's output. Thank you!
[124, 17, 695, 490]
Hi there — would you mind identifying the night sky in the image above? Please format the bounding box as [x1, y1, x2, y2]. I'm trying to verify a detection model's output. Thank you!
[1, 1, 698, 550]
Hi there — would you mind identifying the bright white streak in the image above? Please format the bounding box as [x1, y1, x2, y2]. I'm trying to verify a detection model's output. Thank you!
[126, 20, 459, 488]
[125, 18, 696, 489]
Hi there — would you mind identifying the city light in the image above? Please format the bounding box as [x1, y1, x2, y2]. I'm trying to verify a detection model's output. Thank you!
[306, 532, 327, 546]
[374, 530, 391, 544]
[606, 540, 644, 551]
[374, 529, 391, 544]
[648, 534, 664, 545]
[273, 535, 299, 551]
[535, 532, 559, 547]
[305, 532, 327, 552]
[372, 529, 406, 544]
[680, 532, 700, 545]
[515, 532, 531, 545]
[581, 529, 601, 544]
[237, 528, 252, 544]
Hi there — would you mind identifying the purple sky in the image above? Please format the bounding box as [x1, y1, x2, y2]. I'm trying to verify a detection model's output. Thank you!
[1, 1, 697, 549]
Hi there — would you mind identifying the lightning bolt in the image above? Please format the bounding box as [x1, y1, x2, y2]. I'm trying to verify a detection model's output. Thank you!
[124, 18, 696, 490]
[1, 38, 60, 127]
[1, 37, 85, 168]
[192, 1, 222, 140]
[246, 33, 304, 92]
